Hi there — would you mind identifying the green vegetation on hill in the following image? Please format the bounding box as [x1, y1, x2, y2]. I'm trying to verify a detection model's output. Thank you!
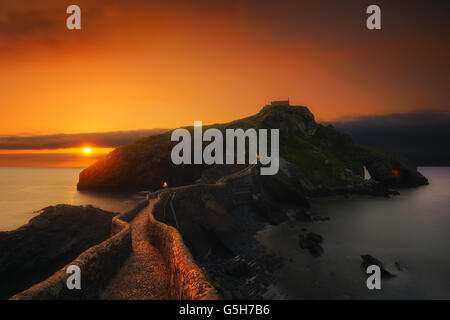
[77, 105, 427, 191]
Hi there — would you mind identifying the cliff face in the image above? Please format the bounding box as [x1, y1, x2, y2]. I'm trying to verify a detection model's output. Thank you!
[77, 105, 428, 192]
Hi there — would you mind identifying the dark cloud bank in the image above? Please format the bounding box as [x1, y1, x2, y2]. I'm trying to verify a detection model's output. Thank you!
[1, 111, 449, 167]
[0, 129, 168, 150]
[332, 111, 450, 166]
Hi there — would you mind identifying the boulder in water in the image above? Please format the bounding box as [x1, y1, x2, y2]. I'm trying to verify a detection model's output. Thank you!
[360, 254, 396, 278]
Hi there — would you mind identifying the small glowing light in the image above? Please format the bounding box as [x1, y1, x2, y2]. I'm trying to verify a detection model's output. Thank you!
[82, 147, 92, 154]
[163, 181, 168, 188]
[392, 168, 400, 179]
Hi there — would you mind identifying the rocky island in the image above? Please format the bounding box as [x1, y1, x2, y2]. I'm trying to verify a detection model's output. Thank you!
[2, 105, 428, 299]
[76, 105, 428, 299]
[78, 105, 427, 192]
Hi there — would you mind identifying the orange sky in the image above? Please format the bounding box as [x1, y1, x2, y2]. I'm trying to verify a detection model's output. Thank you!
[0, 0, 449, 166]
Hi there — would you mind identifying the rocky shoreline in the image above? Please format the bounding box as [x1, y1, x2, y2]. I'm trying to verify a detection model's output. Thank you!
[0, 205, 117, 299]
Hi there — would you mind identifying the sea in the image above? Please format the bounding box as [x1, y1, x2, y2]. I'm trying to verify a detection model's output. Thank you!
[0, 167, 144, 232]
[256, 167, 450, 299]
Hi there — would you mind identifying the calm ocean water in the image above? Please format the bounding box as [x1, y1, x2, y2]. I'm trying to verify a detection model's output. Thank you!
[0, 167, 144, 231]
[257, 167, 450, 299]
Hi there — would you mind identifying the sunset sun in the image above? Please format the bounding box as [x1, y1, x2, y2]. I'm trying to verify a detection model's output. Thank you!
[82, 147, 92, 155]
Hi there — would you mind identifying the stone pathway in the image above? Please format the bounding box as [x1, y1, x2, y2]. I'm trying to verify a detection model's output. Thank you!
[101, 200, 169, 299]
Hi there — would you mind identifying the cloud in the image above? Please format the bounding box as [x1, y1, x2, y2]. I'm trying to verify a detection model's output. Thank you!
[331, 111, 450, 166]
[0, 129, 168, 150]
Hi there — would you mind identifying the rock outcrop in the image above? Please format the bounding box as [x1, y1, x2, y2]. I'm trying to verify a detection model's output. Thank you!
[0, 205, 116, 299]
[361, 148, 429, 188]
[361, 254, 396, 278]
[299, 231, 324, 257]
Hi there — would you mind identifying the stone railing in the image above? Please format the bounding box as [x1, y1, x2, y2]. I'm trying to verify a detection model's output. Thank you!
[146, 194, 219, 300]
[10, 200, 148, 300]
